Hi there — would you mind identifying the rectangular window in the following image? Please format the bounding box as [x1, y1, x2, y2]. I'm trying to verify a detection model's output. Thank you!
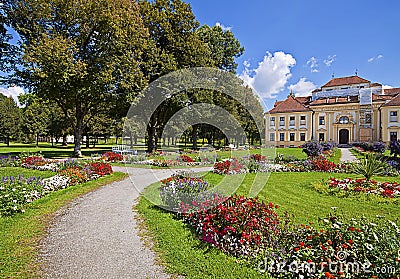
[270, 117, 275, 126]
[280, 133, 285, 141]
[300, 116, 306, 125]
[300, 133, 306, 141]
[365, 113, 372, 124]
[270, 133, 275, 141]
[289, 133, 295, 141]
[319, 133, 325, 142]
[390, 132, 397, 142]
[279, 117, 285, 126]
[289, 116, 295, 126]
[390, 111, 398, 122]
[319, 116, 325, 125]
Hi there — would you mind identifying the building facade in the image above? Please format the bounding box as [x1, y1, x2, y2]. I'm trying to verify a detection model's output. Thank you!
[266, 75, 400, 147]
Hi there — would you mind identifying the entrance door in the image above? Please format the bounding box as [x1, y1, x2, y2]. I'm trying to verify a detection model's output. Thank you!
[339, 129, 349, 144]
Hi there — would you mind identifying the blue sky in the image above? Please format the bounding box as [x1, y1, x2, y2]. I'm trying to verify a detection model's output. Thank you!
[187, 0, 400, 110]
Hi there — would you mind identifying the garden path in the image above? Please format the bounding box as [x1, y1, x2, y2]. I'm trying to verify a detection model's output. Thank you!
[339, 148, 358, 162]
[40, 166, 211, 279]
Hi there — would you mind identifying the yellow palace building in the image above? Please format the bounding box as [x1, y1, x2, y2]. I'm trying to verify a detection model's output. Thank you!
[266, 75, 400, 147]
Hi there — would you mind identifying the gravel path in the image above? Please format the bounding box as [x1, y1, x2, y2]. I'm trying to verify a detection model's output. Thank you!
[40, 166, 211, 279]
[339, 148, 358, 162]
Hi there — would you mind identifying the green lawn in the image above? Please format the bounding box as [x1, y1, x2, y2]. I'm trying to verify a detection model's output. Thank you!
[0, 167, 56, 178]
[0, 143, 114, 158]
[137, 170, 399, 278]
[0, 172, 128, 278]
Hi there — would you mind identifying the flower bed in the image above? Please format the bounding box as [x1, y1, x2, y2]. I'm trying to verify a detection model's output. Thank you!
[159, 173, 400, 278]
[0, 155, 21, 167]
[102, 151, 124, 162]
[181, 195, 281, 258]
[1, 156, 114, 216]
[160, 172, 218, 211]
[329, 178, 400, 198]
[213, 158, 245, 175]
[0, 174, 71, 216]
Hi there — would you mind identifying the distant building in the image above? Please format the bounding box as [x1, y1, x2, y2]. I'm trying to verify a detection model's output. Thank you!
[266, 75, 400, 147]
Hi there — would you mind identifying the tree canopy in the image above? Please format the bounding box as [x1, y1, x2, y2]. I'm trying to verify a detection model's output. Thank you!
[4, 0, 150, 156]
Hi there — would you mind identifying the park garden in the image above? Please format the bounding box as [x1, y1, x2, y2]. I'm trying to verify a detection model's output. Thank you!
[2, 139, 400, 278]
[0, 0, 399, 278]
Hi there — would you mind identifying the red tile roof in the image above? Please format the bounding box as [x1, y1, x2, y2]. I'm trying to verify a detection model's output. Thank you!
[382, 94, 400, 107]
[321, 76, 370, 88]
[269, 96, 310, 113]
[295, 96, 311, 104]
[384, 88, 400, 96]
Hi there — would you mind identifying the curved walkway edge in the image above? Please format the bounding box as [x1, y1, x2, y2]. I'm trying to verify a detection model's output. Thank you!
[40, 166, 211, 279]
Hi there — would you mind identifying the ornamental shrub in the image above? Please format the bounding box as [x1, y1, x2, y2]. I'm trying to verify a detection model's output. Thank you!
[389, 140, 400, 157]
[372, 141, 386, 153]
[302, 141, 323, 157]
[351, 153, 387, 181]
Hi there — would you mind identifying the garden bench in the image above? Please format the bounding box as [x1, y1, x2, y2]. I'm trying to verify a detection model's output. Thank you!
[112, 145, 137, 155]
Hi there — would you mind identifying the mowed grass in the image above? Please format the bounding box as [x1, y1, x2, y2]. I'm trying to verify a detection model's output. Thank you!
[0, 143, 113, 158]
[0, 167, 56, 178]
[0, 172, 128, 278]
[136, 170, 399, 279]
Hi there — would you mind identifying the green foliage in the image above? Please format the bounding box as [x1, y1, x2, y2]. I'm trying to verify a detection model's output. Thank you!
[197, 24, 244, 72]
[5, 0, 150, 156]
[0, 96, 22, 145]
[351, 153, 387, 181]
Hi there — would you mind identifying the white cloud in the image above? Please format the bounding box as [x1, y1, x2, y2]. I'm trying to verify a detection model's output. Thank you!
[383, 85, 393, 89]
[215, 22, 232, 31]
[368, 54, 383, 63]
[306, 57, 319, 73]
[288, 78, 317, 97]
[0, 86, 24, 106]
[243, 60, 250, 68]
[239, 51, 296, 99]
[323, 55, 337, 67]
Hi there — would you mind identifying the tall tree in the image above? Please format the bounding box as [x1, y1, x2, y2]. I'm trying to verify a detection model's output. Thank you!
[23, 99, 50, 146]
[197, 25, 244, 72]
[138, 0, 212, 152]
[4, 0, 149, 156]
[0, 96, 21, 146]
[0, 5, 12, 76]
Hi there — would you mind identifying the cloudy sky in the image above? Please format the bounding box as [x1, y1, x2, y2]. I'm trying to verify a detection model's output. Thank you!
[187, 0, 400, 109]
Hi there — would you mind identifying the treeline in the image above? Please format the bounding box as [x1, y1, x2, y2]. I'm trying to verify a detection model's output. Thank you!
[0, 0, 264, 155]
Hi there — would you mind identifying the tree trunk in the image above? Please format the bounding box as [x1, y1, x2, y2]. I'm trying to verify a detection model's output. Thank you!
[147, 116, 157, 153]
[6, 135, 9, 147]
[192, 125, 198, 150]
[85, 132, 90, 149]
[36, 133, 39, 147]
[73, 119, 83, 157]
[62, 134, 68, 146]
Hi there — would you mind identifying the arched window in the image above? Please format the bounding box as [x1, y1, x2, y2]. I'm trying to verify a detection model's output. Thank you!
[339, 116, 349, 124]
